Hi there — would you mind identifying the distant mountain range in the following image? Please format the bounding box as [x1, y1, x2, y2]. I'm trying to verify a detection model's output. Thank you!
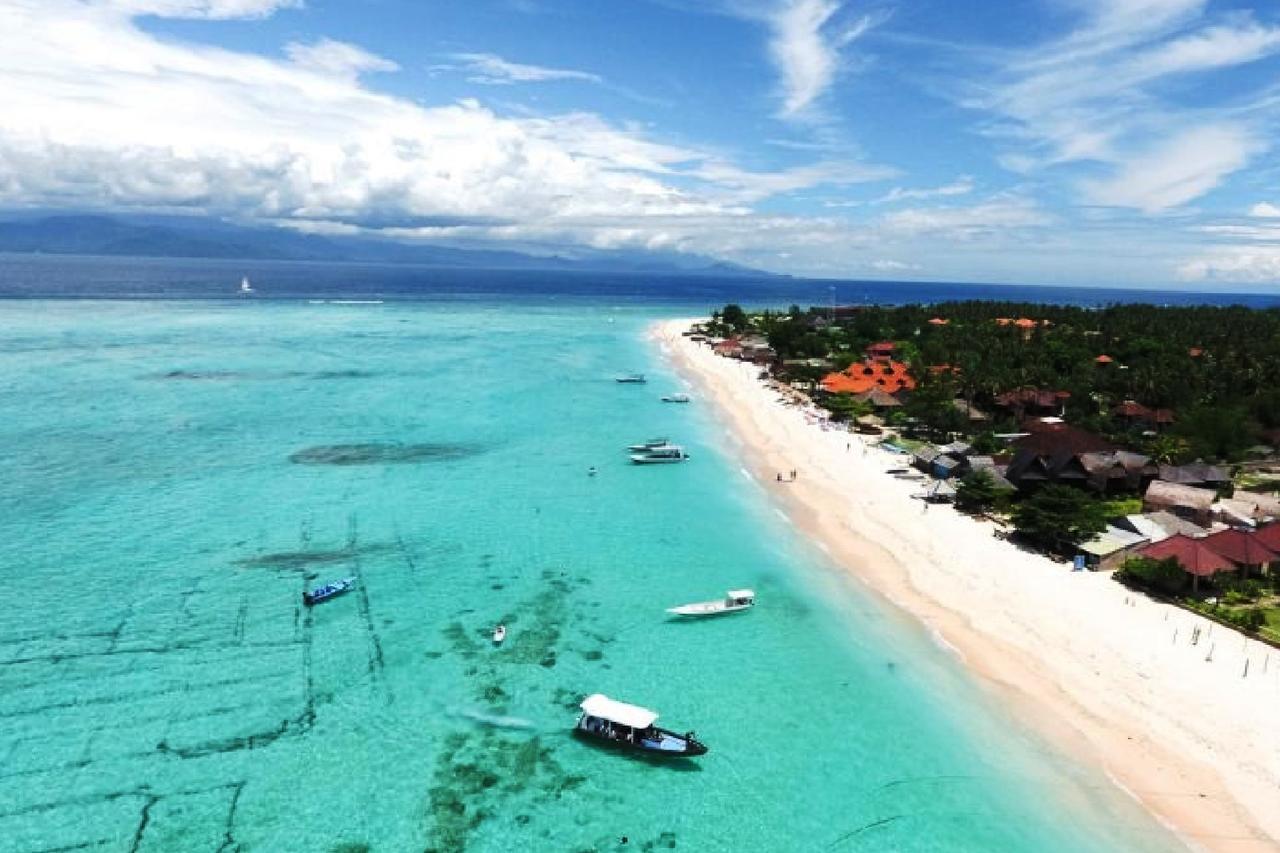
[0, 213, 773, 277]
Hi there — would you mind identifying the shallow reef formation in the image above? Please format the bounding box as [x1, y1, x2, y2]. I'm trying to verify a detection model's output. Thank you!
[288, 443, 482, 466]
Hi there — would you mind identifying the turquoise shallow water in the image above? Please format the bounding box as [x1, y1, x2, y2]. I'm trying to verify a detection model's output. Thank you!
[0, 300, 1180, 852]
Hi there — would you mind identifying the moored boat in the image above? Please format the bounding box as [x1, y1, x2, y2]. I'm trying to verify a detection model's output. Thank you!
[661, 393, 691, 403]
[626, 437, 670, 452]
[629, 445, 689, 464]
[302, 575, 356, 606]
[666, 589, 755, 617]
[238, 276, 254, 296]
[615, 373, 647, 384]
[492, 624, 507, 644]
[574, 693, 707, 757]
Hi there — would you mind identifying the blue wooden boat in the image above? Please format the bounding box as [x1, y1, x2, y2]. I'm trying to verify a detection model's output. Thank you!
[303, 575, 357, 606]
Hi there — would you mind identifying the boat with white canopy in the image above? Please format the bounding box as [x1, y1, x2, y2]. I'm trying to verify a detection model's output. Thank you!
[574, 693, 707, 757]
[666, 589, 755, 618]
[630, 445, 689, 464]
[626, 437, 670, 452]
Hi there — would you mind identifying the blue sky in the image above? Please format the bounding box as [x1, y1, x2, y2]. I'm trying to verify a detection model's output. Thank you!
[3, 0, 1280, 288]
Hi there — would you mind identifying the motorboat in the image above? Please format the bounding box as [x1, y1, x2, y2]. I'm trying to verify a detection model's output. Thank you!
[302, 576, 356, 606]
[626, 437, 670, 452]
[574, 693, 707, 758]
[666, 589, 755, 618]
[661, 393, 691, 403]
[630, 445, 689, 464]
[615, 374, 647, 384]
[492, 624, 507, 644]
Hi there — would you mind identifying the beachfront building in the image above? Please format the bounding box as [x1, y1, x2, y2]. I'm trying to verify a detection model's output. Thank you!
[819, 359, 916, 397]
[1002, 419, 1118, 491]
[1136, 534, 1238, 592]
[1079, 525, 1151, 571]
[1157, 462, 1231, 490]
[1078, 450, 1158, 492]
[1113, 511, 1212, 543]
[1201, 528, 1279, 577]
[1143, 480, 1216, 527]
[994, 387, 1071, 421]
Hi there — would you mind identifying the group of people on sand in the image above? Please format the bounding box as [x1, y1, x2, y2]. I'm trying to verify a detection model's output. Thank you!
[775, 469, 797, 483]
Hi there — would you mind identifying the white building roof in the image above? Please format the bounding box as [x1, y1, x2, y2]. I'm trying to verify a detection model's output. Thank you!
[580, 694, 658, 728]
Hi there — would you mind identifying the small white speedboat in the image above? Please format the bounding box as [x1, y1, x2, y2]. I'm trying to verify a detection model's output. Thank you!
[627, 437, 670, 452]
[666, 589, 755, 617]
[493, 625, 507, 644]
[661, 393, 691, 403]
[630, 445, 689, 464]
[615, 374, 647, 384]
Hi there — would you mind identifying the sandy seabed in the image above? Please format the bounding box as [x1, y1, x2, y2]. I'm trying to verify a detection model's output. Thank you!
[655, 318, 1280, 853]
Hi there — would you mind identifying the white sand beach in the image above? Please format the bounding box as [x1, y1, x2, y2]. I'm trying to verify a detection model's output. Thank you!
[656, 318, 1280, 852]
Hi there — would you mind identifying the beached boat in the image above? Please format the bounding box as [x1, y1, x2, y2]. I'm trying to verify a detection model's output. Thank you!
[492, 624, 507, 644]
[630, 445, 689, 464]
[661, 393, 691, 403]
[666, 589, 755, 617]
[302, 576, 356, 606]
[626, 437, 670, 452]
[615, 373, 647, 384]
[574, 693, 707, 757]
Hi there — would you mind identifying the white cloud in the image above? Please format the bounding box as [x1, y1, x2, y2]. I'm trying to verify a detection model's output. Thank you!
[879, 196, 1051, 239]
[1250, 202, 1280, 218]
[705, 0, 877, 119]
[875, 176, 974, 205]
[286, 38, 398, 78]
[768, 0, 872, 117]
[1177, 247, 1280, 282]
[870, 258, 918, 271]
[960, 1, 1280, 211]
[448, 53, 602, 86]
[0, 0, 898, 266]
[104, 0, 302, 19]
[1081, 125, 1260, 212]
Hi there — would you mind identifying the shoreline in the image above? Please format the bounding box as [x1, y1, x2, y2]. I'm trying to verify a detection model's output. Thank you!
[654, 318, 1280, 852]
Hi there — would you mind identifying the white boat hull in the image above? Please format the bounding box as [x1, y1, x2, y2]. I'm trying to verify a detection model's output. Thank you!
[666, 601, 753, 617]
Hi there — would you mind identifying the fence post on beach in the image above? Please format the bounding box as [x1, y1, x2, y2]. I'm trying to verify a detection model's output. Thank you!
[1243, 658, 1249, 678]
[1205, 642, 1214, 663]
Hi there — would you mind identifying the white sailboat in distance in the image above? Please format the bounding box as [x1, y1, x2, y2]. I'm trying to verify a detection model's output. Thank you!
[239, 276, 255, 296]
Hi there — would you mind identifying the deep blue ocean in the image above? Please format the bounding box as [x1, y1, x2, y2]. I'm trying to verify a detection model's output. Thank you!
[1, 252, 1278, 307]
[0, 254, 1219, 852]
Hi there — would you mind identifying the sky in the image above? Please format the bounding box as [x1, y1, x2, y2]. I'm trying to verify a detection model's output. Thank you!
[2, 0, 1280, 288]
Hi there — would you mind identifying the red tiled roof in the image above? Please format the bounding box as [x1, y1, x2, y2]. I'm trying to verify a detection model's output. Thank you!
[995, 387, 1071, 409]
[1202, 528, 1280, 567]
[1113, 400, 1151, 418]
[821, 359, 916, 395]
[1188, 347, 1204, 357]
[866, 341, 896, 353]
[1013, 420, 1117, 456]
[1255, 523, 1280, 551]
[1138, 534, 1237, 577]
[1095, 354, 1114, 364]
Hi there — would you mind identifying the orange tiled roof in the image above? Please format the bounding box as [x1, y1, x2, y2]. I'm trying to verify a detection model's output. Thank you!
[995, 318, 1013, 326]
[1095, 354, 1114, 364]
[1188, 347, 1204, 357]
[821, 359, 916, 395]
[1014, 317, 1038, 328]
[927, 317, 949, 326]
